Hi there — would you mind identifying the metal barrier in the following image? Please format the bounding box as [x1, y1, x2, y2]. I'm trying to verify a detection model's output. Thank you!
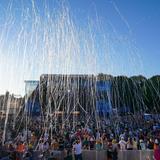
[23, 150, 155, 160]
[118, 150, 154, 160]
[0, 150, 155, 160]
[82, 150, 154, 160]
[82, 150, 107, 160]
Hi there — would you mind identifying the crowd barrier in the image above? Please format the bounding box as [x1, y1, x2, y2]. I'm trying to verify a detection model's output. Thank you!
[0, 149, 156, 160]
[49, 150, 154, 160]
[118, 150, 154, 160]
[82, 150, 107, 160]
[83, 150, 155, 160]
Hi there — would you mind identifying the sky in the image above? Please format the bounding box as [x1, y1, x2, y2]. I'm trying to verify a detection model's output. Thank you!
[0, 0, 160, 95]
[68, 0, 160, 75]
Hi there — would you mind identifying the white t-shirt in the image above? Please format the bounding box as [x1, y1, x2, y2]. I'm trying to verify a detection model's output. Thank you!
[73, 142, 82, 155]
[119, 140, 126, 150]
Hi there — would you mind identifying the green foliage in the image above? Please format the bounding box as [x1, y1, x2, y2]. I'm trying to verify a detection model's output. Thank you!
[111, 75, 160, 113]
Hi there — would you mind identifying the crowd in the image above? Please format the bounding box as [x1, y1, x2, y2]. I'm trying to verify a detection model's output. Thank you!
[0, 114, 160, 160]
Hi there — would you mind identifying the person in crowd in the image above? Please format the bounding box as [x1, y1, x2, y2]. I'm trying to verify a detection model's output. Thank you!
[119, 137, 126, 150]
[126, 138, 133, 150]
[8, 142, 15, 152]
[133, 137, 138, 149]
[154, 139, 160, 160]
[96, 130, 100, 140]
[43, 141, 49, 152]
[37, 140, 44, 152]
[64, 147, 73, 160]
[95, 138, 102, 150]
[89, 135, 95, 150]
[147, 138, 154, 150]
[102, 136, 108, 150]
[107, 139, 113, 160]
[154, 139, 159, 150]
[59, 138, 65, 151]
[112, 140, 120, 160]
[82, 136, 89, 150]
[139, 139, 146, 150]
[73, 138, 82, 160]
[16, 141, 26, 160]
[51, 138, 59, 150]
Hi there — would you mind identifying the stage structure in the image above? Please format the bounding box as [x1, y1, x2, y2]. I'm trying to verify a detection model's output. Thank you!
[25, 74, 113, 123]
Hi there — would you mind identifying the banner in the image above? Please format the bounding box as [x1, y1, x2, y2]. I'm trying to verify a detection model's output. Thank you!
[24, 80, 40, 116]
[96, 100, 112, 116]
[96, 80, 111, 91]
[26, 99, 41, 116]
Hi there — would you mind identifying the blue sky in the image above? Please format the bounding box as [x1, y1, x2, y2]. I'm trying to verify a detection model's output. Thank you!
[68, 0, 160, 76]
[0, 0, 160, 95]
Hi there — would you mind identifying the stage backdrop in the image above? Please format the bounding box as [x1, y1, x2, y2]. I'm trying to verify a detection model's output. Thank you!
[96, 80, 112, 116]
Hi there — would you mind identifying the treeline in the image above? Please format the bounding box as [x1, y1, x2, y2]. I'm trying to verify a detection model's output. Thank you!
[107, 75, 160, 114]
